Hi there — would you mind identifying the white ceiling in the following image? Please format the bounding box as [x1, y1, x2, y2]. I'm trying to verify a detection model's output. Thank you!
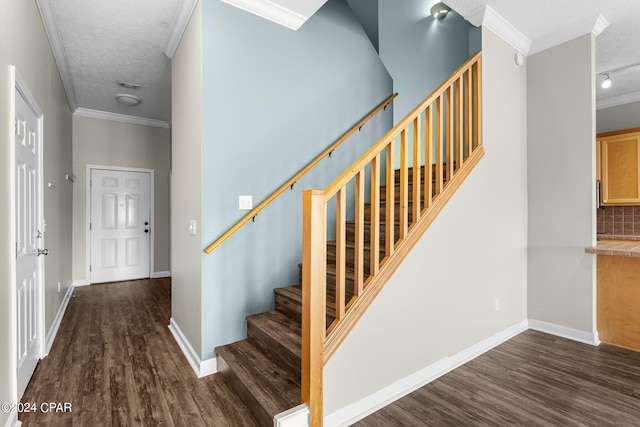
[447, 0, 640, 109]
[37, 0, 640, 129]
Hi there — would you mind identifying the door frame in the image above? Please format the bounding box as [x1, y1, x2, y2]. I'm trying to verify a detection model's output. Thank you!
[10, 67, 46, 401]
[85, 165, 155, 284]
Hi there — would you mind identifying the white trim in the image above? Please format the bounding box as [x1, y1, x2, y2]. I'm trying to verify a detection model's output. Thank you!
[7, 63, 19, 427]
[4, 412, 21, 427]
[168, 318, 217, 377]
[528, 13, 609, 56]
[74, 108, 169, 129]
[72, 279, 89, 287]
[86, 165, 155, 284]
[528, 319, 600, 346]
[597, 90, 640, 110]
[218, 0, 307, 31]
[274, 403, 310, 427]
[163, 0, 198, 59]
[151, 271, 171, 278]
[34, 0, 77, 112]
[44, 285, 74, 355]
[324, 320, 529, 427]
[481, 5, 531, 55]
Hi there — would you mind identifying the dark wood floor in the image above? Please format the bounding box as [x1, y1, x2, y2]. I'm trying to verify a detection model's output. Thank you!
[20, 278, 259, 427]
[356, 330, 640, 426]
[22, 280, 640, 426]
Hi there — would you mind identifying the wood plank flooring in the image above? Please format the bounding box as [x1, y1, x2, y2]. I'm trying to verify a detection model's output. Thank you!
[356, 330, 640, 426]
[22, 279, 640, 426]
[20, 279, 259, 427]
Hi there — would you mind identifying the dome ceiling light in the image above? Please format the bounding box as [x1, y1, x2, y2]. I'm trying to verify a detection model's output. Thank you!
[116, 94, 142, 106]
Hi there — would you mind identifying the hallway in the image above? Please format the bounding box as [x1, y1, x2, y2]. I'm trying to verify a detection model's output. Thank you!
[20, 279, 257, 426]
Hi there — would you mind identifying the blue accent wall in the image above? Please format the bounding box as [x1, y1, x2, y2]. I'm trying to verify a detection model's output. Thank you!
[379, 0, 476, 123]
[200, 0, 393, 359]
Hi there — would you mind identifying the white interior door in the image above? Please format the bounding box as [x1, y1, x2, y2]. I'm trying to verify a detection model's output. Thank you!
[90, 169, 151, 283]
[15, 86, 43, 397]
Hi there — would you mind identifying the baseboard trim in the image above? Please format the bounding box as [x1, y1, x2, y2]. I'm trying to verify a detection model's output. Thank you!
[44, 284, 75, 356]
[151, 271, 171, 279]
[168, 318, 217, 378]
[72, 279, 89, 287]
[528, 319, 600, 346]
[4, 412, 21, 427]
[274, 403, 310, 427]
[325, 319, 529, 427]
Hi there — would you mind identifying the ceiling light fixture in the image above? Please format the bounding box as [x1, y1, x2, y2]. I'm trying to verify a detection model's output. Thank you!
[118, 81, 141, 90]
[599, 61, 640, 90]
[116, 94, 142, 106]
[430, 2, 450, 20]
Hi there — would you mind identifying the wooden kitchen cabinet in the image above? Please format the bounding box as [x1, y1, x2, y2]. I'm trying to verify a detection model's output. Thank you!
[598, 128, 640, 205]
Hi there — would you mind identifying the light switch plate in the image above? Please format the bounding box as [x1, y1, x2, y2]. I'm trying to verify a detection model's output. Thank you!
[239, 195, 253, 210]
[189, 220, 197, 236]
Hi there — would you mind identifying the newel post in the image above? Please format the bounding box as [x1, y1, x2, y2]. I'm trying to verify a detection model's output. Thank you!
[302, 188, 326, 427]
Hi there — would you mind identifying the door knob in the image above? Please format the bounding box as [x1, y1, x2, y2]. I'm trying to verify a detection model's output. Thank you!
[37, 249, 49, 256]
[144, 229, 149, 233]
[144, 221, 149, 226]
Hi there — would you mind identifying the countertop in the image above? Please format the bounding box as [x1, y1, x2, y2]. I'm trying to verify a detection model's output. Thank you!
[586, 235, 640, 257]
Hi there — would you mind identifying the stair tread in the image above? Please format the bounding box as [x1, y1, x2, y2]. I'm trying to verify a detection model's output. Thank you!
[247, 310, 301, 359]
[216, 340, 301, 417]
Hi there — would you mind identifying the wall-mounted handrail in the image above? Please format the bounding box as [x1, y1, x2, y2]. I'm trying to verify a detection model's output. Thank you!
[204, 92, 398, 254]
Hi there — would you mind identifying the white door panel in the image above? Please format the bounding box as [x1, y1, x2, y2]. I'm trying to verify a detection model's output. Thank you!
[15, 87, 42, 398]
[90, 169, 150, 283]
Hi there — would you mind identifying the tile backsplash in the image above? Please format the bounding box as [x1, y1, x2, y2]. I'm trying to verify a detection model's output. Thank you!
[597, 205, 640, 235]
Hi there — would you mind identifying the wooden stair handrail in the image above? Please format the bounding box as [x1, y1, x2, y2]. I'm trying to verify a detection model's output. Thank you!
[302, 51, 483, 426]
[204, 92, 398, 254]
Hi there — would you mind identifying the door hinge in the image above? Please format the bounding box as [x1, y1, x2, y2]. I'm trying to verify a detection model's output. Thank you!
[89, 222, 92, 230]
[89, 265, 92, 272]
[16, 242, 18, 259]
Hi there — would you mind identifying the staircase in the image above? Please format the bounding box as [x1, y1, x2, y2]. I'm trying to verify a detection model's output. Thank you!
[215, 166, 449, 426]
[210, 52, 483, 426]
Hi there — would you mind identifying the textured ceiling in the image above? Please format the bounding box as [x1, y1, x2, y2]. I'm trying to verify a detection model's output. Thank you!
[41, 0, 640, 127]
[46, 0, 179, 125]
[446, 0, 640, 109]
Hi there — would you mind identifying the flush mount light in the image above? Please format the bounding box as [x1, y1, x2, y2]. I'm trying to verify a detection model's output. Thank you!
[431, 2, 450, 20]
[601, 74, 612, 89]
[116, 94, 142, 106]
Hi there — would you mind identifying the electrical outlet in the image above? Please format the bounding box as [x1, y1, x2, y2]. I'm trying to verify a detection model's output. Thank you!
[494, 298, 500, 312]
[239, 195, 253, 210]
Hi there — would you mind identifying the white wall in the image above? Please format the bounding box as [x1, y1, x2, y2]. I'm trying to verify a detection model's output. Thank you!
[171, 0, 203, 357]
[527, 34, 597, 336]
[72, 115, 171, 281]
[0, 0, 73, 422]
[597, 100, 640, 134]
[324, 27, 528, 416]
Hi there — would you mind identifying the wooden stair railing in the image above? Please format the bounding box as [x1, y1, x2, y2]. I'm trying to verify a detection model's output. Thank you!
[302, 51, 484, 426]
[204, 92, 397, 254]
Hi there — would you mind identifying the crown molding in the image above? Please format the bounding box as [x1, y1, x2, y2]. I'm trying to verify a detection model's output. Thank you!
[35, 0, 78, 111]
[219, 0, 307, 30]
[163, 0, 198, 59]
[74, 108, 170, 128]
[528, 13, 609, 56]
[481, 5, 531, 55]
[597, 90, 640, 111]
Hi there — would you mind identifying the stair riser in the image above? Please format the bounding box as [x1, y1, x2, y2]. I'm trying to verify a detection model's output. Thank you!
[274, 289, 335, 327]
[216, 355, 273, 427]
[247, 321, 301, 379]
[346, 222, 401, 245]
